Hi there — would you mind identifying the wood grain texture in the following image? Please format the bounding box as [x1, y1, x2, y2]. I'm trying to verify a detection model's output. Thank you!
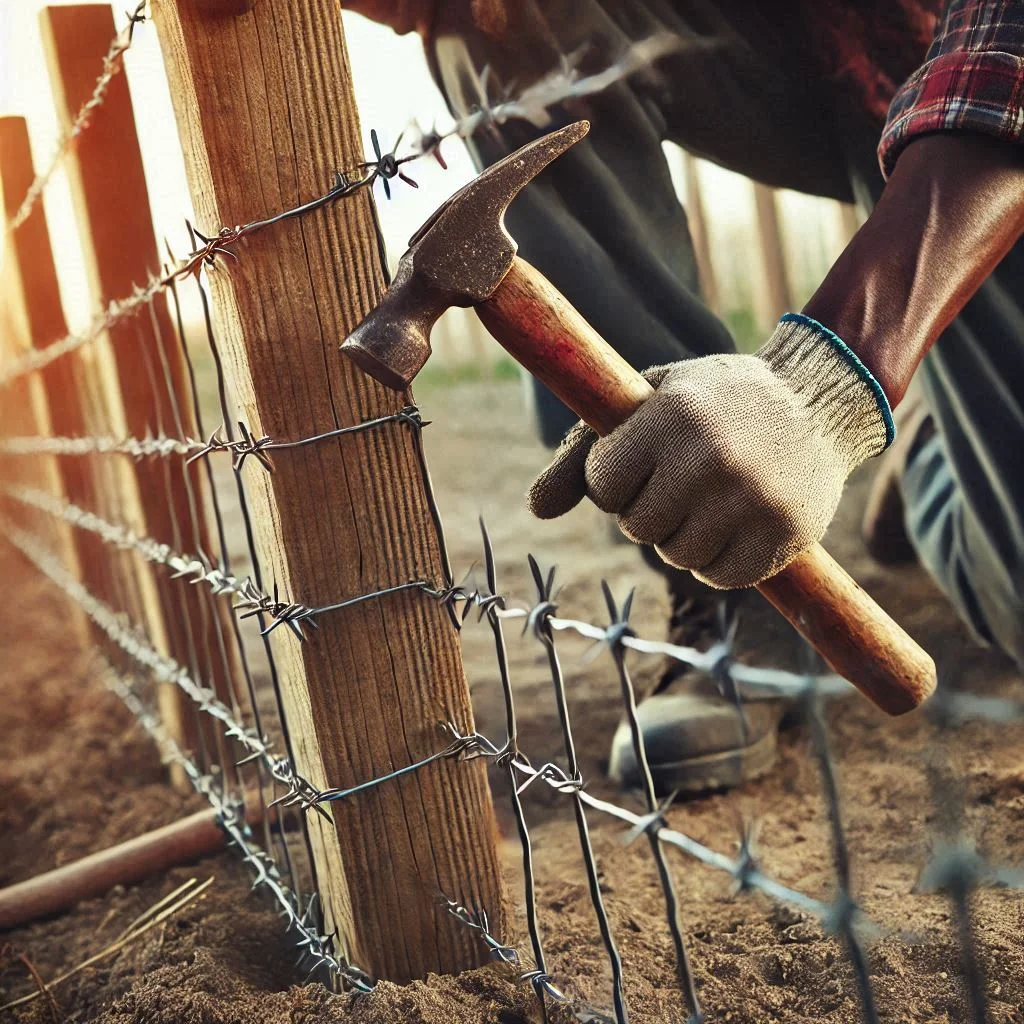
[482, 256, 935, 715]
[480, 257, 655, 435]
[753, 183, 794, 326]
[152, 0, 506, 981]
[41, 4, 245, 766]
[758, 546, 935, 714]
[0, 118, 89, 649]
[0, 117, 112, 647]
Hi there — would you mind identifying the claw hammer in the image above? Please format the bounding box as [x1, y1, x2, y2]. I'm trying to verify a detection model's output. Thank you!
[341, 120, 936, 715]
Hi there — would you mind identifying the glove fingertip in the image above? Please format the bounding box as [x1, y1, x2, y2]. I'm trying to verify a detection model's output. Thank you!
[527, 478, 586, 519]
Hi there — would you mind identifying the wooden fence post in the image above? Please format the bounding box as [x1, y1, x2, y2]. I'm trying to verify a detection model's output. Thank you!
[752, 182, 794, 327]
[681, 151, 720, 315]
[0, 117, 90, 647]
[40, 3, 243, 766]
[152, 0, 507, 982]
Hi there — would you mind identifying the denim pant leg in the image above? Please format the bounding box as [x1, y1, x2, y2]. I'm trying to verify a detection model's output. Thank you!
[901, 240, 1024, 668]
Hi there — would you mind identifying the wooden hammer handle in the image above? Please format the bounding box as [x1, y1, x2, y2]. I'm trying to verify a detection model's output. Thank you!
[477, 256, 936, 715]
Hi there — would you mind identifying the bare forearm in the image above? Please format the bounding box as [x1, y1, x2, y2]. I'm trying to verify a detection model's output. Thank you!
[804, 134, 1024, 405]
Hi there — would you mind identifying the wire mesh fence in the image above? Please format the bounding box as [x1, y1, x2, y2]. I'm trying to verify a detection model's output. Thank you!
[2, 6, 1023, 1022]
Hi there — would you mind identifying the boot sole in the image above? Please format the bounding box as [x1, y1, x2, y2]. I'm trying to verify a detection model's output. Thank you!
[618, 727, 779, 796]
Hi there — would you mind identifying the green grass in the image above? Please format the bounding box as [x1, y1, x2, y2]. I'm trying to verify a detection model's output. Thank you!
[414, 356, 521, 390]
[723, 306, 761, 352]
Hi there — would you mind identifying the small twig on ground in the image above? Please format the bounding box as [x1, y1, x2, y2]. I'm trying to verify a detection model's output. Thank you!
[0, 944, 63, 1024]
[111, 876, 202, 944]
[0, 876, 212, 1013]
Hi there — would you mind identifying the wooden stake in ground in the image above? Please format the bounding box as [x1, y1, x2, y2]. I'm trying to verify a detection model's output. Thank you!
[152, 0, 506, 982]
[753, 182, 794, 326]
[40, 3, 245, 767]
[0, 116, 105, 649]
[681, 150, 720, 315]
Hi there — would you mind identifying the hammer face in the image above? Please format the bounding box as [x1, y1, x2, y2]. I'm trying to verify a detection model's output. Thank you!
[341, 254, 449, 390]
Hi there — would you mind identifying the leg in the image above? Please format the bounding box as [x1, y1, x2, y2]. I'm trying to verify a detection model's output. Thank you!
[899, 240, 1024, 668]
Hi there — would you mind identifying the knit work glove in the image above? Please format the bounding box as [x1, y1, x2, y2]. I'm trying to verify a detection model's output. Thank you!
[528, 314, 894, 589]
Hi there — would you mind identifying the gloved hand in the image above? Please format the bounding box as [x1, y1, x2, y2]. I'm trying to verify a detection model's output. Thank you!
[528, 314, 894, 589]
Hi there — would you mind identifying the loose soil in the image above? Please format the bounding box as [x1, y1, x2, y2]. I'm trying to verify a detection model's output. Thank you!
[2, 378, 1023, 1023]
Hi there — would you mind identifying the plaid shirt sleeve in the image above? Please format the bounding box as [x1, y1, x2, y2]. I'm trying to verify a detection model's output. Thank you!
[879, 0, 1024, 177]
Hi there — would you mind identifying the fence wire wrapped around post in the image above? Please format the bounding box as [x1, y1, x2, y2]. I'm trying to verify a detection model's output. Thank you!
[11, 490, 1024, 1017]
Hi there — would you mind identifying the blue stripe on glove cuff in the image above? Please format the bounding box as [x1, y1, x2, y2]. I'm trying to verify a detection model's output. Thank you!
[779, 312, 896, 449]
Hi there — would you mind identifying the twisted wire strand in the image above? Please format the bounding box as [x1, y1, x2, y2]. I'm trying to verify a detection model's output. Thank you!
[0, 433, 203, 459]
[0, 517, 323, 813]
[97, 656, 374, 992]
[6, 3, 148, 233]
[437, 722, 841, 925]
[15, 502, 1024, 1017]
[1, 482, 313, 637]
[599, 582, 702, 1022]
[0, 34, 684, 389]
[0, 411, 425, 485]
[524, 557, 629, 1023]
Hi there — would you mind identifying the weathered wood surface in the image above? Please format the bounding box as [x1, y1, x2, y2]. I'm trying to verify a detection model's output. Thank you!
[153, 0, 506, 982]
[41, 3, 244, 763]
[0, 117, 89, 646]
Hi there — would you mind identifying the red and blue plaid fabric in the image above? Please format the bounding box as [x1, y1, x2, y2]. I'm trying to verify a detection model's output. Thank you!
[879, 0, 1024, 175]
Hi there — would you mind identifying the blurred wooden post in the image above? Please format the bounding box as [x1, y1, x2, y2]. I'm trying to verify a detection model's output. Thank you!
[681, 151, 720, 314]
[40, 3, 241, 766]
[0, 118, 90, 647]
[153, 0, 506, 982]
[753, 182, 794, 327]
[838, 202, 861, 244]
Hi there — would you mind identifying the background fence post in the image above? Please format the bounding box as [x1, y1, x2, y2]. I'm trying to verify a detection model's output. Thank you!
[681, 150, 720, 315]
[39, 3, 244, 768]
[151, 0, 507, 982]
[0, 117, 90, 647]
[753, 182, 794, 327]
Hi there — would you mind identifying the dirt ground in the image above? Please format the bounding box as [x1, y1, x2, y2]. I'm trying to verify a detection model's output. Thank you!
[2, 377, 1024, 1024]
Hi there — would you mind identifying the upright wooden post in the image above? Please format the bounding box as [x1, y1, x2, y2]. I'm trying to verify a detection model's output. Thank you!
[152, 0, 506, 982]
[681, 151, 720, 315]
[0, 119, 89, 647]
[0, 117, 105, 647]
[752, 182, 794, 327]
[40, 4, 242, 765]
[838, 201, 861, 245]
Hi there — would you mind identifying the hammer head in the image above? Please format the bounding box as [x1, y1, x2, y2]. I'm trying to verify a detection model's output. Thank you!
[341, 121, 590, 390]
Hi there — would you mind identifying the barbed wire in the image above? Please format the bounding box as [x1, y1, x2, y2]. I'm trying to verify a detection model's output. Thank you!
[96, 656, 374, 992]
[6, 2, 148, 233]
[8, 471, 866, 686]
[0, 32, 684, 390]
[0, 432, 202, 459]
[440, 896, 567, 1004]
[0, 516, 325, 814]
[0, 407, 424, 476]
[12, 501, 1024, 1019]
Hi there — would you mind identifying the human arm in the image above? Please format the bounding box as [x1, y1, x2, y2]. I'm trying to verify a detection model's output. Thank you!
[528, 0, 1024, 588]
[807, 0, 1024, 403]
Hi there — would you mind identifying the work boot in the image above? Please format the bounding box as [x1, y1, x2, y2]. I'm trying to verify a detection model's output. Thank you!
[608, 575, 788, 796]
[862, 384, 934, 565]
[608, 687, 785, 795]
